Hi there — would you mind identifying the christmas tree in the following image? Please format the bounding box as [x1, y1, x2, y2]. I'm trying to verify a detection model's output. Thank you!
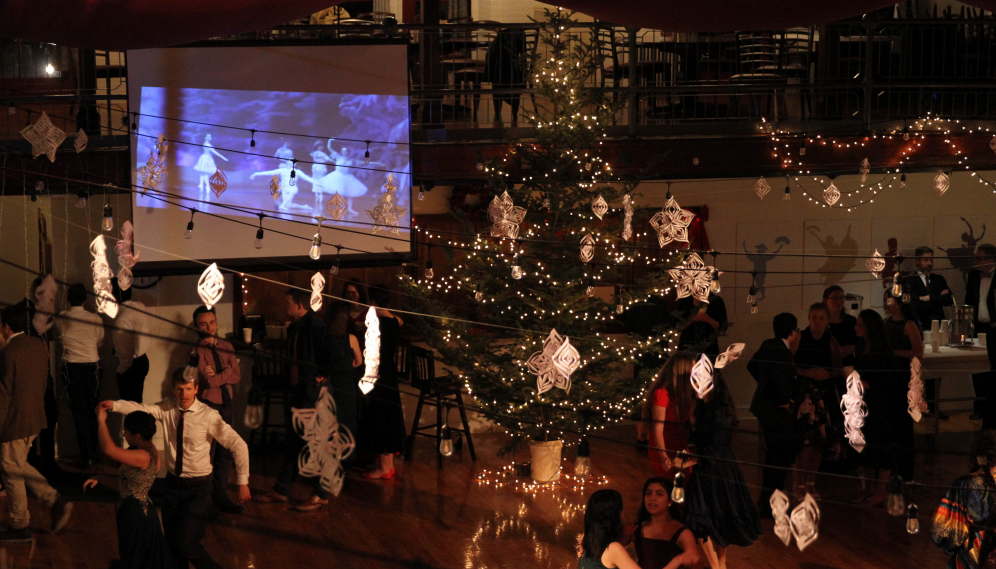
[403, 10, 687, 452]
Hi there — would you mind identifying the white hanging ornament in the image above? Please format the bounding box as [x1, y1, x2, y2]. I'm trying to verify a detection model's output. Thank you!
[840, 370, 868, 452]
[866, 249, 886, 278]
[668, 252, 714, 303]
[359, 306, 381, 394]
[754, 177, 770, 200]
[366, 174, 407, 234]
[325, 193, 347, 221]
[689, 353, 714, 399]
[526, 329, 579, 395]
[934, 171, 950, 196]
[859, 158, 870, 183]
[714, 343, 745, 369]
[789, 494, 821, 551]
[649, 196, 694, 248]
[89, 235, 118, 319]
[908, 357, 925, 423]
[770, 489, 792, 546]
[197, 263, 225, 310]
[621, 194, 634, 242]
[580, 233, 595, 263]
[310, 272, 325, 312]
[291, 386, 355, 497]
[21, 111, 66, 162]
[136, 134, 168, 193]
[487, 190, 527, 239]
[823, 182, 840, 206]
[74, 129, 88, 154]
[591, 195, 608, 220]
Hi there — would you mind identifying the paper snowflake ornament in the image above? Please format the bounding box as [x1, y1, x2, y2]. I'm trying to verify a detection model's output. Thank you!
[580, 233, 595, 263]
[367, 174, 407, 234]
[32, 274, 57, 335]
[209, 168, 227, 199]
[21, 112, 66, 162]
[714, 343, 745, 369]
[859, 158, 870, 183]
[74, 129, 88, 154]
[487, 190, 527, 240]
[591, 195, 608, 220]
[89, 236, 118, 319]
[526, 329, 579, 395]
[621, 194, 634, 242]
[689, 353, 715, 399]
[197, 263, 225, 310]
[359, 307, 381, 395]
[310, 272, 325, 312]
[866, 249, 886, 278]
[789, 493, 821, 551]
[292, 386, 355, 497]
[823, 182, 840, 206]
[269, 175, 281, 200]
[116, 220, 139, 293]
[770, 489, 792, 546]
[755, 177, 770, 200]
[325, 193, 347, 221]
[668, 252, 714, 303]
[908, 357, 925, 423]
[649, 197, 694, 248]
[840, 371, 868, 452]
[934, 171, 950, 196]
[136, 134, 169, 193]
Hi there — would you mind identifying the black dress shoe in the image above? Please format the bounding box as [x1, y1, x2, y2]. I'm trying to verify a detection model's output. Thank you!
[215, 499, 245, 515]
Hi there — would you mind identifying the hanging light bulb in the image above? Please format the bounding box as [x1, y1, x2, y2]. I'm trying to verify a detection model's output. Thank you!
[101, 204, 114, 232]
[711, 269, 721, 294]
[543, 194, 551, 209]
[750, 303, 759, 315]
[511, 255, 523, 280]
[184, 209, 196, 239]
[253, 228, 264, 250]
[474, 286, 483, 302]
[906, 502, 919, 534]
[574, 437, 591, 477]
[665, 182, 672, 200]
[289, 160, 297, 187]
[887, 476, 906, 517]
[182, 351, 200, 383]
[418, 186, 425, 201]
[439, 406, 454, 457]
[130, 112, 137, 132]
[799, 138, 807, 156]
[424, 259, 434, 280]
[364, 141, 371, 164]
[45, 63, 55, 75]
[747, 284, 757, 306]
[249, 129, 257, 153]
[587, 284, 595, 297]
[671, 470, 685, 504]
[76, 190, 87, 209]
[892, 274, 903, 298]
[309, 233, 322, 260]
[902, 287, 911, 304]
[784, 185, 791, 200]
[901, 173, 907, 188]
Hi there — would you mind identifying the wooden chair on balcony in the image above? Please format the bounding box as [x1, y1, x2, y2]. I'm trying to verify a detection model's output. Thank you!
[404, 345, 476, 468]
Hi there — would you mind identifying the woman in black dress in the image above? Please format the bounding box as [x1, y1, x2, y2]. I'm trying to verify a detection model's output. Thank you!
[883, 293, 923, 482]
[359, 285, 407, 480]
[683, 369, 761, 569]
[324, 302, 364, 447]
[792, 302, 844, 498]
[675, 293, 727, 356]
[823, 285, 858, 368]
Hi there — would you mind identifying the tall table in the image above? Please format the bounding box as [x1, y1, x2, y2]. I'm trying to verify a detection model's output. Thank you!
[920, 344, 990, 434]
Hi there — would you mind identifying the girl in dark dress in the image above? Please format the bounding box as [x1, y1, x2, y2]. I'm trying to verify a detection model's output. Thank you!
[84, 410, 173, 569]
[683, 369, 761, 569]
[627, 477, 702, 569]
[792, 302, 844, 498]
[883, 294, 923, 482]
[359, 285, 407, 480]
[324, 302, 364, 449]
[578, 489, 641, 569]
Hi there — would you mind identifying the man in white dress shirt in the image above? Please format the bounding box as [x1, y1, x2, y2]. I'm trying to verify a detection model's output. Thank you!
[111, 279, 149, 403]
[100, 367, 250, 569]
[56, 283, 105, 469]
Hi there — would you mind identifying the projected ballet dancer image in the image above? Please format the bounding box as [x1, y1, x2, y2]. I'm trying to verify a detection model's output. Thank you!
[275, 140, 294, 161]
[808, 224, 858, 285]
[323, 142, 370, 216]
[193, 134, 228, 197]
[250, 161, 313, 213]
[939, 217, 987, 285]
[310, 141, 332, 209]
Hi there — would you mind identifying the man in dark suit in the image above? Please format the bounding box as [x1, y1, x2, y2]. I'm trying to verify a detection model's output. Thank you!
[0, 305, 72, 541]
[905, 246, 954, 418]
[966, 244, 996, 424]
[747, 312, 802, 518]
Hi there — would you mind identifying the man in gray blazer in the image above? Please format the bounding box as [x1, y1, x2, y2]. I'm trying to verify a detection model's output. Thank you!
[0, 305, 72, 541]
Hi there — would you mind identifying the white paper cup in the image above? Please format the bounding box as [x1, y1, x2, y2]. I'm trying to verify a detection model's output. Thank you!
[931, 334, 941, 352]
[980, 333, 988, 347]
[242, 328, 253, 343]
[931, 320, 940, 334]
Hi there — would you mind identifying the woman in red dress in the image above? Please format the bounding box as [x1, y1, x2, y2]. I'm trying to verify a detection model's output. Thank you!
[642, 353, 697, 478]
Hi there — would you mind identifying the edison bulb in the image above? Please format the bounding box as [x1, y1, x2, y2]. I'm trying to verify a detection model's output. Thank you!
[184, 222, 194, 239]
[511, 265, 523, 280]
[616, 304, 624, 314]
[750, 303, 759, 315]
[671, 471, 685, 504]
[101, 205, 114, 232]
[254, 229, 264, 250]
[586, 286, 595, 297]
[475, 290, 483, 302]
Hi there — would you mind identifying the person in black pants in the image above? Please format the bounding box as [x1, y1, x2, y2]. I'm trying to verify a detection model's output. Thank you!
[747, 312, 803, 518]
[14, 278, 59, 468]
[905, 246, 955, 418]
[967, 244, 996, 426]
[111, 279, 150, 404]
[56, 283, 105, 469]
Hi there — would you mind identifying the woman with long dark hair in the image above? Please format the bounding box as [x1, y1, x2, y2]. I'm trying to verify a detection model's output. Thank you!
[932, 430, 996, 568]
[642, 353, 696, 479]
[322, 301, 363, 469]
[682, 369, 761, 569]
[883, 290, 925, 372]
[579, 489, 640, 569]
[630, 477, 702, 569]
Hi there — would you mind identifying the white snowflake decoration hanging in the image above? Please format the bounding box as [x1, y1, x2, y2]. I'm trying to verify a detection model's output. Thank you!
[580, 233, 595, 263]
[21, 112, 66, 162]
[591, 195, 608, 220]
[823, 182, 840, 206]
[689, 353, 715, 399]
[649, 196, 694, 248]
[668, 252, 713, 303]
[859, 158, 870, 183]
[789, 493, 821, 551]
[197, 263, 225, 310]
[908, 357, 925, 423]
[292, 386, 355, 497]
[526, 329, 579, 395]
[310, 272, 325, 312]
[115, 221, 139, 291]
[934, 171, 950, 196]
[358, 306, 381, 395]
[770, 489, 792, 546]
[866, 249, 886, 278]
[840, 370, 868, 452]
[89, 236, 118, 319]
[367, 174, 407, 234]
[487, 190, 527, 240]
[136, 134, 168, 193]
[755, 177, 770, 200]
[714, 343, 745, 369]
[32, 274, 57, 335]
[621, 194, 634, 242]
[74, 129, 88, 154]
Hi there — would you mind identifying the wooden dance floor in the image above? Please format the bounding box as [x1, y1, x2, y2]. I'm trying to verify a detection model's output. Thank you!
[0, 426, 969, 568]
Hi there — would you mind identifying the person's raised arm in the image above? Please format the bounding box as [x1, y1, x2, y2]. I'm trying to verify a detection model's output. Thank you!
[102, 398, 166, 421]
[95, 405, 151, 469]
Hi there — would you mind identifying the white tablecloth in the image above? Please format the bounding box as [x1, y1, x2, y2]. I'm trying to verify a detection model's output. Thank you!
[921, 344, 990, 414]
